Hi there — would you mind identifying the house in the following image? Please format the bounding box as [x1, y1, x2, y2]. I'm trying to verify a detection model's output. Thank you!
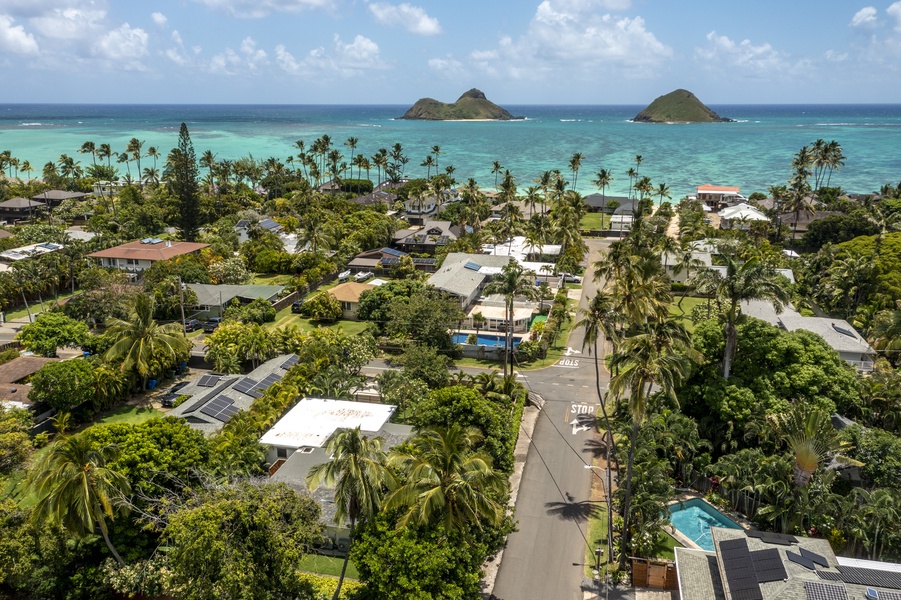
[676, 525, 901, 600]
[0, 356, 59, 423]
[87, 238, 209, 276]
[695, 184, 747, 210]
[262, 397, 413, 552]
[393, 220, 461, 255]
[483, 235, 561, 268]
[660, 251, 713, 283]
[346, 247, 438, 275]
[234, 218, 284, 244]
[741, 299, 876, 371]
[718, 203, 770, 229]
[0, 197, 45, 222]
[169, 354, 298, 434]
[428, 252, 511, 310]
[186, 283, 285, 318]
[0, 242, 65, 265]
[31, 190, 90, 205]
[583, 194, 630, 213]
[324, 281, 375, 320]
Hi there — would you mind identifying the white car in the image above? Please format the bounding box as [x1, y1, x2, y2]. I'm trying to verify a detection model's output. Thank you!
[561, 272, 582, 284]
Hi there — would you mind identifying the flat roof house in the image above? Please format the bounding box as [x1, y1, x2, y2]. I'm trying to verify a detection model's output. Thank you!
[88, 238, 209, 276]
[696, 184, 747, 210]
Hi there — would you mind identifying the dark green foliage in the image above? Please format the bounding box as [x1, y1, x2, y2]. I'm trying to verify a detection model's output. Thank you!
[28, 360, 95, 411]
[834, 232, 901, 309]
[223, 297, 277, 324]
[680, 318, 859, 451]
[392, 344, 451, 389]
[846, 425, 901, 490]
[350, 514, 488, 600]
[411, 386, 516, 473]
[142, 255, 212, 287]
[147, 276, 198, 321]
[0, 348, 19, 366]
[0, 408, 32, 475]
[164, 481, 322, 600]
[81, 417, 210, 496]
[171, 123, 202, 241]
[800, 212, 879, 252]
[16, 312, 89, 357]
[339, 179, 373, 194]
[357, 279, 426, 326]
[299, 291, 342, 322]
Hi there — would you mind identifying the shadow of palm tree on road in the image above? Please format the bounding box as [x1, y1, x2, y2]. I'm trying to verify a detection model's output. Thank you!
[582, 437, 610, 459]
[545, 492, 604, 523]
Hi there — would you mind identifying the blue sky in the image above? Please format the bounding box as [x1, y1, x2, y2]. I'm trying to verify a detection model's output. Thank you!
[1, 0, 900, 104]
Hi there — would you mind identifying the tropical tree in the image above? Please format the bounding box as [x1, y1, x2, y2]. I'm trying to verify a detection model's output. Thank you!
[569, 152, 583, 189]
[103, 294, 191, 389]
[593, 168, 614, 215]
[307, 427, 393, 600]
[690, 255, 790, 379]
[386, 425, 506, 532]
[170, 123, 201, 241]
[27, 435, 131, 565]
[768, 405, 859, 487]
[483, 260, 539, 377]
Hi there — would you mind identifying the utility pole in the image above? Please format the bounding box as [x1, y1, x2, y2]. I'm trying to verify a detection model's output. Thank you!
[177, 276, 187, 337]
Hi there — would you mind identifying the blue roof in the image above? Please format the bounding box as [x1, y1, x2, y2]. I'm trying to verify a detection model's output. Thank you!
[464, 261, 481, 271]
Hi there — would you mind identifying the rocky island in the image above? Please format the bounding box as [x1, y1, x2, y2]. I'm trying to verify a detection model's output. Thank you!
[632, 89, 734, 123]
[399, 88, 523, 121]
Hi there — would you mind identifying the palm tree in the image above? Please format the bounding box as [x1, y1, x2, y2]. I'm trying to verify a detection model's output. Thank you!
[491, 161, 503, 189]
[691, 255, 790, 379]
[27, 435, 131, 565]
[767, 406, 858, 488]
[127, 138, 144, 186]
[200, 150, 217, 193]
[569, 152, 583, 189]
[104, 294, 191, 390]
[608, 319, 692, 566]
[431, 145, 441, 170]
[483, 260, 539, 377]
[592, 168, 614, 217]
[307, 427, 393, 600]
[626, 167, 637, 200]
[78, 141, 97, 170]
[386, 425, 506, 532]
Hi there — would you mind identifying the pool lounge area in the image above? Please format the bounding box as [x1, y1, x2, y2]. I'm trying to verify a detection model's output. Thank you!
[667, 497, 743, 552]
[451, 333, 523, 347]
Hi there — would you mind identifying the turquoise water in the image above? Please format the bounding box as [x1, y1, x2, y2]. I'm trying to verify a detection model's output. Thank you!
[1, 104, 899, 198]
[452, 333, 523, 347]
[667, 498, 742, 551]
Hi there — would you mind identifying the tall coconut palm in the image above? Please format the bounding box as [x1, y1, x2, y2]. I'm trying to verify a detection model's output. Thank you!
[307, 427, 393, 600]
[386, 425, 506, 532]
[607, 319, 693, 567]
[592, 168, 614, 216]
[27, 435, 131, 565]
[691, 255, 790, 379]
[569, 152, 583, 189]
[483, 259, 539, 377]
[491, 161, 503, 189]
[104, 294, 191, 389]
[127, 138, 144, 186]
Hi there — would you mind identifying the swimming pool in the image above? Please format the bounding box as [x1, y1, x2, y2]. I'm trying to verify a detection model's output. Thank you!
[667, 498, 742, 551]
[452, 333, 523, 347]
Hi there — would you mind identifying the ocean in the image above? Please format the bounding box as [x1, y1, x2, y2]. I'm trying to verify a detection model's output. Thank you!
[1, 104, 899, 199]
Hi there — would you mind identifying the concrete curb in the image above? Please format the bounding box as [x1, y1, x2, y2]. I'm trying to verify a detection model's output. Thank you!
[480, 401, 542, 597]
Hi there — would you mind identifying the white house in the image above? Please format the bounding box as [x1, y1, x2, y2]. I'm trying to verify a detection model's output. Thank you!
[88, 238, 209, 276]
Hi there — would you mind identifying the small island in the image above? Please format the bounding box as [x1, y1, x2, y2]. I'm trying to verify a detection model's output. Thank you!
[632, 89, 734, 123]
[399, 88, 523, 121]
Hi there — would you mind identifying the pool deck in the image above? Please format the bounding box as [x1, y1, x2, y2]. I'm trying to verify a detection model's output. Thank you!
[665, 492, 751, 551]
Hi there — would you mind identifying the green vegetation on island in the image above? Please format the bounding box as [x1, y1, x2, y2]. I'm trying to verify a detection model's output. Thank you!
[399, 88, 521, 121]
[632, 88, 734, 123]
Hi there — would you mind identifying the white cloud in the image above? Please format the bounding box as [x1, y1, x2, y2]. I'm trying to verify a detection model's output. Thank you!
[889, 1, 901, 31]
[824, 49, 848, 62]
[368, 3, 441, 36]
[850, 6, 878, 28]
[441, 0, 671, 83]
[0, 14, 39, 54]
[30, 8, 106, 41]
[191, 0, 336, 19]
[210, 36, 269, 74]
[152, 12, 168, 26]
[276, 34, 387, 77]
[92, 23, 149, 69]
[695, 31, 809, 79]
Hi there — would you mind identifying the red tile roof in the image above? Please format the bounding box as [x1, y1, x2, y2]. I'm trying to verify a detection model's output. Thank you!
[88, 240, 209, 262]
[697, 184, 740, 193]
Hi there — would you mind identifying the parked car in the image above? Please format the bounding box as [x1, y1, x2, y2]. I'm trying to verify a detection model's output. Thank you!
[160, 381, 190, 407]
[560, 273, 582, 284]
[203, 317, 222, 333]
[184, 318, 202, 333]
[291, 300, 304, 313]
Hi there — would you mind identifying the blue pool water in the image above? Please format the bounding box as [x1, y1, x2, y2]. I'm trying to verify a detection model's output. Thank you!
[452, 333, 523, 347]
[667, 498, 742, 551]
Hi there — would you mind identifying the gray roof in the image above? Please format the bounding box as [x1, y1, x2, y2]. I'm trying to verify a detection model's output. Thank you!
[428, 253, 511, 299]
[583, 194, 630, 209]
[0, 197, 43, 209]
[187, 283, 284, 308]
[170, 354, 297, 434]
[31, 190, 89, 201]
[394, 220, 461, 246]
[779, 314, 875, 355]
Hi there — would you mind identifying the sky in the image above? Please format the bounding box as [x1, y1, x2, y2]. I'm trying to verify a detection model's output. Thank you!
[1, 0, 901, 104]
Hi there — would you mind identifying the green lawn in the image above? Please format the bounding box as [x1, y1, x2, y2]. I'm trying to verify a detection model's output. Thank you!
[5, 290, 79, 321]
[668, 296, 709, 332]
[265, 305, 369, 336]
[579, 213, 611, 231]
[97, 405, 164, 425]
[297, 554, 359, 580]
[653, 530, 683, 561]
[250, 273, 295, 286]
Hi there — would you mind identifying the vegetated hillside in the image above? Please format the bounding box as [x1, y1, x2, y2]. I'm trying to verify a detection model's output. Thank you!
[399, 89, 521, 120]
[632, 89, 733, 123]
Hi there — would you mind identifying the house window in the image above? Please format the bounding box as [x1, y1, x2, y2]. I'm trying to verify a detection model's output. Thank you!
[126, 259, 140, 266]
[276, 447, 288, 459]
[341, 301, 352, 311]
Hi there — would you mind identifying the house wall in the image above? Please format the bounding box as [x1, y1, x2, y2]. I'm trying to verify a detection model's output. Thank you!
[101, 257, 153, 272]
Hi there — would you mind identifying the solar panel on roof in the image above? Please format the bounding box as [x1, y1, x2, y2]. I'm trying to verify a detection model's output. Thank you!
[801, 548, 830, 568]
[382, 247, 404, 257]
[233, 377, 258, 395]
[413, 258, 437, 264]
[804, 581, 849, 600]
[788, 551, 817, 570]
[197, 374, 221, 387]
[464, 261, 481, 271]
[381, 257, 400, 265]
[751, 548, 787, 583]
[818, 571, 843, 581]
[836, 566, 901, 590]
[182, 396, 209, 414]
[877, 590, 901, 600]
[281, 355, 299, 370]
[721, 538, 763, 600]
[199, 396, 238, 422]
[832, 323, 857, 338]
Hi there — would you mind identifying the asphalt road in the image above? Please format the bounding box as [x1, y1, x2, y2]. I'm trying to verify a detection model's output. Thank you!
[492, 237, 614, 600]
